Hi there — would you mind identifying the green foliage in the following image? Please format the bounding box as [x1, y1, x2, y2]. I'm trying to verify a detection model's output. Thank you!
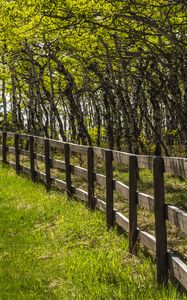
[0, 0, 186, 151]
[139, 133, 156, 154]
[88, 127, 106, 144]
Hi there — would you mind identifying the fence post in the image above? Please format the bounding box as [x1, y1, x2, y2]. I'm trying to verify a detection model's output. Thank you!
[14, 133, 20, 174]
[29, 136, 35, 182]
[64, 143, 72, 197]
[87, 147, 95, 209]
[153, 156, 168, 285]
[44, 138, 51, 191]
[129, 155, 138, 253]
[2, 131, 7, 164]
[105, 150, 114, 229]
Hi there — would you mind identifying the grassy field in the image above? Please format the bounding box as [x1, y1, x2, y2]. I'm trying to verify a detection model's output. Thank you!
[0, 165, 186, 299]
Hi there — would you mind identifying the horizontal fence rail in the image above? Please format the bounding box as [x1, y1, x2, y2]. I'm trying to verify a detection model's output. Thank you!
[0, 131, 187, 291]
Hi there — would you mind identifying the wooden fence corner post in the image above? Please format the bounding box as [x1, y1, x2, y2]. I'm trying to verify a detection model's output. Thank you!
[153, 156, 168, 286]
[105, 150, 114, 229]
[44, 138, 51, 191]
[64, 143, 72, 197]
[2, 131, 7, 165]
[14, 133, 20, 174]
[29, 136, 35, 182]
[129, 155, 138, 254]
[87, 147, 95, 209]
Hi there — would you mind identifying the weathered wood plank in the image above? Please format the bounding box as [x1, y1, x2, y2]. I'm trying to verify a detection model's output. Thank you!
[139, 231, 156, 253]
[163, 157, 187, 178]
[95, 198, 106, 213]
[52, 178, 67, 191]
[71, 165, 88, 179]
[115, 181, 155, 213]
[49, 139, 65, 150]
[166, 205, 187, 234]
[136, 155, 187, 179]
[72, 187, 88, 202]
[137, 156, 153, 170]
[35, 171, 46, 182]
[138, 193, 154, 212]
[51, 159, 66, 170]
[108, 150, 187, 179]
[168, 251, 187, 291]
[114, 181, 129, 199]
[19, 149, 30, 157]
[35, 153, 45, 162]
[19, 133, 30, 140]
[34, 136, 44, 145]
[69, 143, 88, 154]
[20, 165, 31, 175]
[7, 146, 15, 154]
[6, 132, 15, 138]
[115, 181, 155, 214]
[112, 150, 131, 166]
[94, 173, 106, 187]
[115, 211, 129, 232]
[93, 147, 106, 159]
[8, 161, 16, 169]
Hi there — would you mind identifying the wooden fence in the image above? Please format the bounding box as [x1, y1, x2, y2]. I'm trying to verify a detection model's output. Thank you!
[0, 131, 187, 291]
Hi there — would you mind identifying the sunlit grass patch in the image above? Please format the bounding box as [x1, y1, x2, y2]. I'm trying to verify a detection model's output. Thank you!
[0, 165, 186, 299]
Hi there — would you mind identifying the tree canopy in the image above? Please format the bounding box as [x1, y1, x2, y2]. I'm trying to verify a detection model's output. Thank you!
[0, 0, 186, 155]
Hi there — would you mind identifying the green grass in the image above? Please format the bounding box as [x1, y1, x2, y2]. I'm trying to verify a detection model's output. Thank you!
[0, 165, 186, 299]
[5, 150, 187, 262]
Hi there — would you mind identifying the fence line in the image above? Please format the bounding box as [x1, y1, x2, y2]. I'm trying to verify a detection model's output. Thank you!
[0, 131, 187, 291]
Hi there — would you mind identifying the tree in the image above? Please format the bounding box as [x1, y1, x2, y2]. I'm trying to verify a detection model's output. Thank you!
[0, 0, 186, 154]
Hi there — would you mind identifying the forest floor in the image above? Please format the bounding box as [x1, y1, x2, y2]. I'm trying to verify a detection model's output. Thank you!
[0, 165, 186, 299]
